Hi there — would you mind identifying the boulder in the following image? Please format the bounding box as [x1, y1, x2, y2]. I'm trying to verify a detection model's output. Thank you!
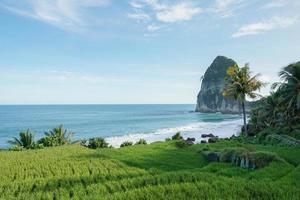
[201, 134, 215, 138]
[208, 137, 219, 143]
[187, 137, 196, 142]
[184, 137, 195, 145]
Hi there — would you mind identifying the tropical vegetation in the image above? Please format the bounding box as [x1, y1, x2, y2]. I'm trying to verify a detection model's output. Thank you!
[38, 124, 73, 147]
[247, 62, 300, 144]
[0, 140, 299, 199]
[87, 137, 109, 149]
[223, 63, 264, 135]
[120, 141, 133, 147]
[135, 139, 147, 145]
[3, 61, 300, 199]
[8, 129, 38, 150]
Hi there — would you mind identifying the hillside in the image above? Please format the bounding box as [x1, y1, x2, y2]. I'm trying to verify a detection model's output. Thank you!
[0, 141, 299, 199]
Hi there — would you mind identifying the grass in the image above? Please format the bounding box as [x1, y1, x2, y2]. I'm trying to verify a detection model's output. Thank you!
[0, 140, 299, 199]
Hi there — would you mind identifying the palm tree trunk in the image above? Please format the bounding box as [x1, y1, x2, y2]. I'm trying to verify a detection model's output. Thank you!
[242, 101, 247, 135]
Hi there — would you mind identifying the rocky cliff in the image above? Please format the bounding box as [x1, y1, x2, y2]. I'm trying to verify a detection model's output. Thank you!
[195, 56, 243, 114]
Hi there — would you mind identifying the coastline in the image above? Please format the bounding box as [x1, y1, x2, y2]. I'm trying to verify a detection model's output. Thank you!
[106, 118, 242, 148]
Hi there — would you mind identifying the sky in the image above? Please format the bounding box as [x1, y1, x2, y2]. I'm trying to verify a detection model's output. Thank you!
[0, 0, 299, 104]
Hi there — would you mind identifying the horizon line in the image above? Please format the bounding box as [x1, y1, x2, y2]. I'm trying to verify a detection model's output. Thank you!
[0, 103, 196, 106]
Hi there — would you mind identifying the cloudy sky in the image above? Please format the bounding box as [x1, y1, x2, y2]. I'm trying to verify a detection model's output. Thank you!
[0, 0, 299, 104]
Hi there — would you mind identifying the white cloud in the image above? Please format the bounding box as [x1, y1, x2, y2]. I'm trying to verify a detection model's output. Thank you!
[1, 0, 110, 32]
[232, 16, 298, 38]
[128, 0, 202, 34]
[210, 0, 246, 18]
[156, 2, 202, 23]
[128, 1, 202, 23]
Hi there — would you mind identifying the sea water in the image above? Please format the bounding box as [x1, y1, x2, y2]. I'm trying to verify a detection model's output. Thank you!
[0, 105, 242, 148]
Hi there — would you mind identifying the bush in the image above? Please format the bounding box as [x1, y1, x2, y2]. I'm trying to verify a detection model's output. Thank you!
[120, 141, 133, 148]
[87, 137, 108, 149]
[172, 132, 183, 140]
[135, 139, 147, 145]
[8, 130, 36, 149]
[31, 143, 44, 149]
[249, 151, 282, 168]
[39, 125, 74, 147]
[175, 140, 188, 148]
[38, 137, 54, 147]
[165, 138, 171, 141]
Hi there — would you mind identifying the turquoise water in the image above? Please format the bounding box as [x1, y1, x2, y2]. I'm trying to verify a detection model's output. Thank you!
[0, 105, 241, 148]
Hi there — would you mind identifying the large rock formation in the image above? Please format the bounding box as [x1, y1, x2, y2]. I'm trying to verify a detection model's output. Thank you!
[195, 56, 242, 114]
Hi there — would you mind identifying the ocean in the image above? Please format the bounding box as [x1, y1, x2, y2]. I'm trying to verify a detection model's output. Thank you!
[0, 104, 242, 148]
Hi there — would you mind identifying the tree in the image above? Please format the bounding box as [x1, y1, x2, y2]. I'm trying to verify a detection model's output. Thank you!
[40, 125, 74, 147]
[271, 62, 300, 129]
[223, 63, 264, 135]
[273, 62, 300, 112]
[8, 129, 35, 149]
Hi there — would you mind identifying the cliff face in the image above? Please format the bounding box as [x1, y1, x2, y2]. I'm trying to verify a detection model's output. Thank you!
[195, 56, 242, 114]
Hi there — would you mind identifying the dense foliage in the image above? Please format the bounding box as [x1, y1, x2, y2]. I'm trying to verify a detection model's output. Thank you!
[87, 137, 109, 149]
[135, 139, 147, 145]
[120, 141, 133, 147]
[7, 130, 41, 150]
[0, 141, 299, 199]
[39, 125, 73, 147]
[248, 62, 300, 143]
[171, 132, 183, 140]
[8, 125, 74, 150]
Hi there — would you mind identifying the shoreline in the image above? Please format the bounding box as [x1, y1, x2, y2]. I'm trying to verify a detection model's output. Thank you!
[106, 119, 242, 148]
[0, 118, 242, 149]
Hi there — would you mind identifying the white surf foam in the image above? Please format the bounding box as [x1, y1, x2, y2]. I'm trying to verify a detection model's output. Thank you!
[106, 119, 243, 148]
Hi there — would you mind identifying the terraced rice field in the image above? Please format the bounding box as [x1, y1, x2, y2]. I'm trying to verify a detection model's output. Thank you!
[0, 141, 299, 199]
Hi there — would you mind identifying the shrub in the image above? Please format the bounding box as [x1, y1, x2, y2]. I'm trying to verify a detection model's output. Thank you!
[165, 138, 171, 141]
[175, 140, 188, 148]
[120, 141, 133, 148]
[172, 132, 183, 140]
[135, 139, 147, 145]
[8, 130, 36, 149]
[249, 151, 282, 168]
[88, 138, 108, 149]
[39, 125, 74, 147]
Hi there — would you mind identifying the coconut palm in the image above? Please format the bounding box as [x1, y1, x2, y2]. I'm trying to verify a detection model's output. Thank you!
[8, 129, 35, 149]
[42, 125, 74, 146]
[223, 63, 264, 135]
[273, 62, 300, 112]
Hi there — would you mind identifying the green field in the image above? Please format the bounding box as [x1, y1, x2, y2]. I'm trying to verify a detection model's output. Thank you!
[0, 141, 299, 200]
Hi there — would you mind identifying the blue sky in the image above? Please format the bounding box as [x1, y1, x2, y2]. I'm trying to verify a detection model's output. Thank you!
[0, 0, 299, 104]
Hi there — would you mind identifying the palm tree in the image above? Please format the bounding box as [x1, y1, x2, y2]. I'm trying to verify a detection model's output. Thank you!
[44, 125, 74, 146]
[223, 63, 264, 135]
[272, 62, 300, 129]
[263, 92, 282, 127]
[272, 62, 300, 112]
[8, 129, 35, 149]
